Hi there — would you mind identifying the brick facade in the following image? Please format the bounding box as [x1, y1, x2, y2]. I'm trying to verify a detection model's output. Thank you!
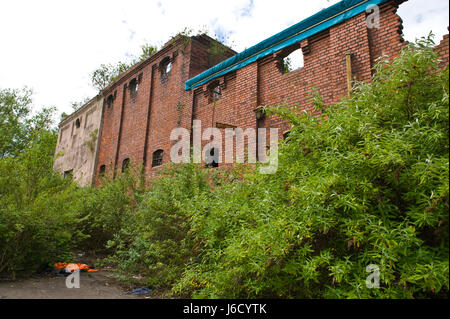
[188, 0, 448, 167]
[61, 0, 448, 185]
[95, 35, 236, 182]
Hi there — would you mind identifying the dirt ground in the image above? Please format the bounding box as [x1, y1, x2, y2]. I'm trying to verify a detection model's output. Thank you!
[0, 270, 145, 299]
[0, 253, 153, 299]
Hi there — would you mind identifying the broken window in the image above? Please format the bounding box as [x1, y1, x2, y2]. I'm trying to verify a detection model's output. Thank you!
[122, 158, 130, 172]
[129, 78, 139, 98]
[212, 85, 221, 102]
[206, 81, 222, 103]
[160, 57, 172, 77]
[282, 48, 304, 74]
[152, 149, 164, 167]
[99, 165, 106, 176]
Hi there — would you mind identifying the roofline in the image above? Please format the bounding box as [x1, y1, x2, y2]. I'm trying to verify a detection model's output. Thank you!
[100, 34, 189, 95]
[185, 0, 392, 90]
[58, 34, 234, 128]
[58, 94, 103, 128]
[100, 33, 231, 95]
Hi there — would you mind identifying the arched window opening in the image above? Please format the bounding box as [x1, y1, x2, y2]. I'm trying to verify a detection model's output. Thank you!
[122, 158, 130, 173]
[99, 165, 106, 176]
[282, 48, 304, 74]
[152, 149, 164, 167]
[75, 118, 81, 128]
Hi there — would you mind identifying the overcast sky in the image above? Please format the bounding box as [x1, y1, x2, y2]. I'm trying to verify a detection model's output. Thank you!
[0, 0, 448, 119]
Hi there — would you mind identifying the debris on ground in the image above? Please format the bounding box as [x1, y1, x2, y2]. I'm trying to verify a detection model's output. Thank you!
[125, 287, 153, 295]
[53, 262, 99, 275]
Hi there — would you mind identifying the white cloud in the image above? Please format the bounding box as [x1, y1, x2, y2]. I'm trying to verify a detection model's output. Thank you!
[398, 0, 449, 43]
[0, 0, 447, 119]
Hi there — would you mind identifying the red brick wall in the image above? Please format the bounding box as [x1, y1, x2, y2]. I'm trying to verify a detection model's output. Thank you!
[192, 0, 449, 166]
[435, 29, 449, 69]
[367, 1, 407, 66]
[95, 0, 449, 180]
[95, 35, 237, 183]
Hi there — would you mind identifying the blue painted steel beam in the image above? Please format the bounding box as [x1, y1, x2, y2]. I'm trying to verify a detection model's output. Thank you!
[185, 0, 389, 90]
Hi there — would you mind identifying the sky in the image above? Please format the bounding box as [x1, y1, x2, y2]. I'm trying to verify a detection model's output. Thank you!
[0, 0, 448, 120]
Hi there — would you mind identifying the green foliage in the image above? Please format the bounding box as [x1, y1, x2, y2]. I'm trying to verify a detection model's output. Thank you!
[103, 163, 212, 289]
[70, 97, 91, 113]
[75, 165, 146, 252]
[0, 37, 447, 300]
[0, 104, 83, 277]
[282, 57, 292, 74]
[138, 43, 158, 62]
[0, 88, 55, 158]
[90, 43, 158, 91]
[90, 62, 132, 91]
[171, 36, 448, 298]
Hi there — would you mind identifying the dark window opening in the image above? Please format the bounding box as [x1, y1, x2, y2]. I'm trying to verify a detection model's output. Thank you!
[129, 78, 138, 98]
[106, 94, 114, 109]
[64, 169, 73, 179]
[152, 149, 164, 167]
[122, 158, 130, 172]
[160, 57, 172, 77]
[75, 118, 81, 128]
[99, 165, 106, 176]
[205, 147, 219, 168]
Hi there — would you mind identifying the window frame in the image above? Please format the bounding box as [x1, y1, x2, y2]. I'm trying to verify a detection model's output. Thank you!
[152, 149, 164, 167]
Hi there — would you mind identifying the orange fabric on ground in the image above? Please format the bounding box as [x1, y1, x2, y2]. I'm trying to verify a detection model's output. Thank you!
[53, 262, 98, 272]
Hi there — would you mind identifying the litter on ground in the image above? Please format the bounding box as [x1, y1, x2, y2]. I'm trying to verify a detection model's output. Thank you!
[53, 262, 99, 274]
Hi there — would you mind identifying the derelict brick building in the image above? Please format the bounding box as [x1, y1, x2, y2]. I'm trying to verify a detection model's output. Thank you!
[54, 0, 449, 186]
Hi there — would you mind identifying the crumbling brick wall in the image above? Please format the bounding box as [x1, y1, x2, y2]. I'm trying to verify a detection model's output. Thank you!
[93, 0, 449, 181]
[192, 0, 449, 167]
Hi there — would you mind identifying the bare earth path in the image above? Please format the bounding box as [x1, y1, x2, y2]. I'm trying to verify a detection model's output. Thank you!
[0, 270, 142, 299]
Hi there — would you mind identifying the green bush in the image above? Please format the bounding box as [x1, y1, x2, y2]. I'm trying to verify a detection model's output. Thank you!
[1, 37, 447, 299]
[0, 128, 84, 278]
[172, 37, 449, 298]
[75, 166, 145, 252]
[103, 163, 213, 288]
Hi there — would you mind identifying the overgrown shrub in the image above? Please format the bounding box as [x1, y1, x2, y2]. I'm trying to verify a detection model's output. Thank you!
[0, 128, 83, 278]
[103, 163, 212, 288]
[75, 166, 145, 252]
[172, 37, 449, 298]
[1, 37, 447, 299]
